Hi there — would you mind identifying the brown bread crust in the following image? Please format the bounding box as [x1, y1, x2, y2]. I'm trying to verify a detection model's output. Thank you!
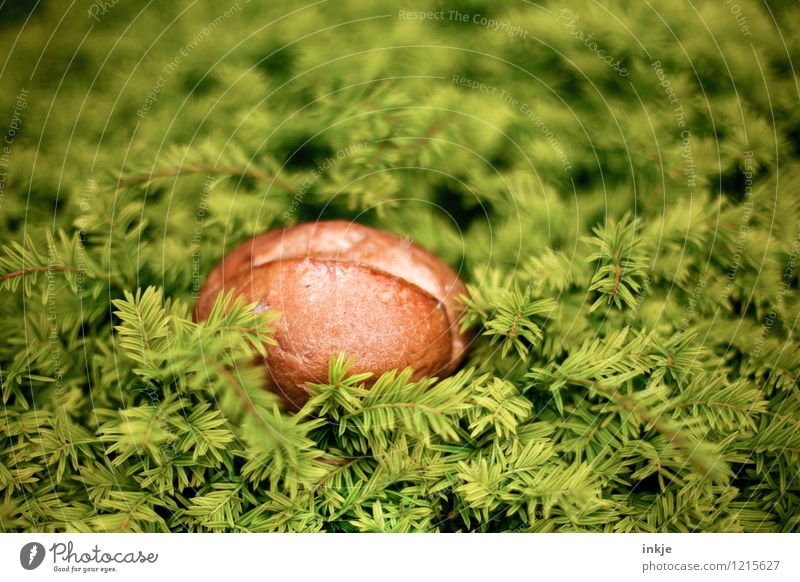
[194, 221, 471, 410]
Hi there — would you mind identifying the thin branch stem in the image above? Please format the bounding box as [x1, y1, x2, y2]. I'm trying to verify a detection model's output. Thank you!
[118, 164, 295, 192]
[0, 265, 83, 283]
[574, 378, 714, 478]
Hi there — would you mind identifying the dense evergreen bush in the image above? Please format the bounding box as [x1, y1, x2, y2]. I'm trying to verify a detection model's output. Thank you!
[1, 0, 798, 532]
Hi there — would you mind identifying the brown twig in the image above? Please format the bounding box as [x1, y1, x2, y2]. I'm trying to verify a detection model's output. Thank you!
[507, 310, 523, 339]
[411, 118, 447, 153]
[610, 262, 622, 296]
[0, 265, 83, 283]
[117, 494, 150, 532]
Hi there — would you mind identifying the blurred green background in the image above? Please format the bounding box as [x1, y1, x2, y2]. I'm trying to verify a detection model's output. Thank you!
[1, 0, 797, 284]
[1, 0, 799, 532]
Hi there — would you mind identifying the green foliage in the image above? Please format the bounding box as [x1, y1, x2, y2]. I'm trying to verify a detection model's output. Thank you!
[463, 278, 557, 359]
[1, 0, 799, 533]
[587, 214, 650, 311]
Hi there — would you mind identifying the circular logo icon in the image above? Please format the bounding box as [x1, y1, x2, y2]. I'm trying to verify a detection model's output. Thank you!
[20, 542, 46, 570]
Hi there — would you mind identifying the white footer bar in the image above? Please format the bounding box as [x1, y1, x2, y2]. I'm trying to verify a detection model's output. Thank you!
[1, 533, 797, 581]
